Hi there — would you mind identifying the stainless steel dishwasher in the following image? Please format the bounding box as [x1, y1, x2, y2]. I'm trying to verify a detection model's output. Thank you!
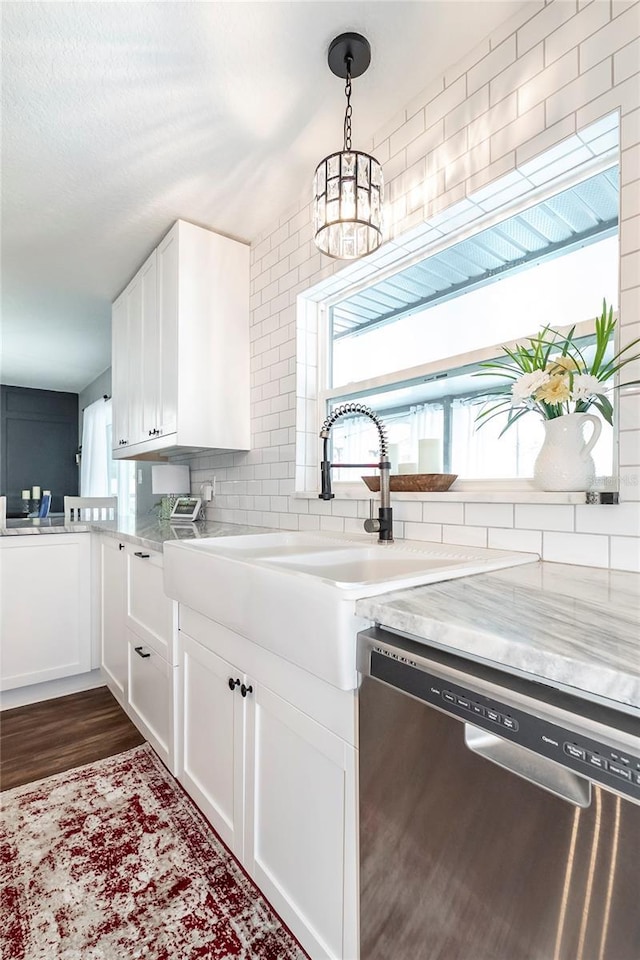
[358, 627, 640, 960]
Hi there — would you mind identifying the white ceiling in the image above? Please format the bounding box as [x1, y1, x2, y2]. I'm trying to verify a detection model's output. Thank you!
[1, 0, 534, 394]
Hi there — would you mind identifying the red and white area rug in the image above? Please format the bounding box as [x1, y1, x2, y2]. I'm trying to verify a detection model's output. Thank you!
[1, 744, 307, 960]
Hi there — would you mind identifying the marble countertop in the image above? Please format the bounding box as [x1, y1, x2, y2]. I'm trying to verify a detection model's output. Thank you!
[356, 562, 640, 712]
[0, 515, 273, 550]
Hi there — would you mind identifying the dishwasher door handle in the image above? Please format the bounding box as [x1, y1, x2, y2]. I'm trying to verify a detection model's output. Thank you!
[464, 724, 591, 808]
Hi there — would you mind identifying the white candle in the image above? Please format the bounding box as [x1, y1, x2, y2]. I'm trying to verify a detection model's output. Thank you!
[22, 489, 30, 499]
[418, 439, 443, 473]
[398, 462, 418, 474]
[32, 486, 41, 499]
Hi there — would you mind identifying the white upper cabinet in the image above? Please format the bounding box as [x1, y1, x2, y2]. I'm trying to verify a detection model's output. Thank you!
[111, 290, 129, 448]
[112, 220, 250, 458]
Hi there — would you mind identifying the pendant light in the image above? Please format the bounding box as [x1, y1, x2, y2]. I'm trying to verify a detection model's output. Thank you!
[313, 33, 384, 260]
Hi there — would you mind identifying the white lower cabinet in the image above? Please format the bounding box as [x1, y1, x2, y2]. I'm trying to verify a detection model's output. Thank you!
[178, 610, 358, 960]
[126, 546, 174, 660]
[246, 684, 357, 960]
[0, 535, 92, 690]
[101, 537, 128, 705]
[128, 631, 175, 768]
[181, 632, 244, 853]
[99, 535, 177, 772]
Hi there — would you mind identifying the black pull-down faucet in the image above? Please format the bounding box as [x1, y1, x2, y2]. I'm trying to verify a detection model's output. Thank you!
[319, 403, 393, 543]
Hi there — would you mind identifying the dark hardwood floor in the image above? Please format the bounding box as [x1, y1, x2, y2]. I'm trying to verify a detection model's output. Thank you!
[0, 686, 145, 791]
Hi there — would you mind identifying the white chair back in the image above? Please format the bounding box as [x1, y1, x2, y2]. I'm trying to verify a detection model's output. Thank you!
[64, 496, 117, 521]
[0, 496, 6, 527]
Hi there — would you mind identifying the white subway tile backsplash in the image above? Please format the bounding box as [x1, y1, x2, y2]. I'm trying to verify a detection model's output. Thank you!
[465, 503, 514, 527]
[467, 36, 517, 95]
[392, 501, 424, 523]
[298, 514, 321, 531]
[614, 36, 640, 84]
[610, 535, 640, 571]
[490, 2, 544, 51]
[404, 522, 443, 542]
[442, 524, 488, 547]
[543, 531, 609, 567]
[621, 143, 640, 186]
[468, 93, 518, 148]
[490, 104, 546, 161]
[490, 44, 544, 106]
[488, 527, 542, 553]
[331, 500, 359, 518]
[581, 3, 640, 71]
[551, 55, 619, 124]
[390, 109, 426, 157]
[620, 429, 640, 465]
[545, 0, 609, 66]
[621, 215, 640, 254]
[406, 120, 446, 168]
[320, 515, 345, 533]
[445, 86, 490, 139]
[621, 251, 640, 290]
[576, 502, 640, 536]
[424, 76, 467, 127]
[517, 1, 578, 57]
[515, 503, 575, 531]
[422, 502, 465, 525]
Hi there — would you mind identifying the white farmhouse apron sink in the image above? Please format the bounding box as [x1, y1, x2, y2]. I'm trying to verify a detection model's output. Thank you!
[163, 532, 538, 690]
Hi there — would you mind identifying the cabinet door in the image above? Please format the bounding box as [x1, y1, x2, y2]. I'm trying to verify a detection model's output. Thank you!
[111, 289, 129, 450]
[125, 269, 145, 447]
[100, 537, 127, 704]
[128, 633, 174, 769]
[126, 546, 174, 662]
[0, 536, 92, 690]
[140, 251, 159, 440]
[179, 631, 245, 856]
[245, 685, 358, 960]
[156, 227, 178, 438]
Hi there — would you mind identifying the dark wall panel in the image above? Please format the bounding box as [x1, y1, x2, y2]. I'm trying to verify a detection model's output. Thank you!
[0, 385, 79, 516]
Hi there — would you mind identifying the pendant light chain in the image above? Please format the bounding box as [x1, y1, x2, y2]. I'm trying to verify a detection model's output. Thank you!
[343, 58, 353, 152]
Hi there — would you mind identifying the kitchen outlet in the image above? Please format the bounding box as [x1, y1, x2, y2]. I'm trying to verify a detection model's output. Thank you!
[200, 479, 215, 501]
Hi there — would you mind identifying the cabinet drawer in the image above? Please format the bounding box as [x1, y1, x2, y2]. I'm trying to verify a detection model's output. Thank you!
[128, 633, 174, 769]
[126, 547, 175, 662]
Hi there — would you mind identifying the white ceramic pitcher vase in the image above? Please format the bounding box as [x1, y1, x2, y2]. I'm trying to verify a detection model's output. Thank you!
[533, 412, 602, 492]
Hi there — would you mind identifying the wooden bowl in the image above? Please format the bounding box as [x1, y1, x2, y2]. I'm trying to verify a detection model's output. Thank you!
[361, 473, 457, 493]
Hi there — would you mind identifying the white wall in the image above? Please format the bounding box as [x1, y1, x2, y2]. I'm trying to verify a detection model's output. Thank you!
[186, 0, 640, 572]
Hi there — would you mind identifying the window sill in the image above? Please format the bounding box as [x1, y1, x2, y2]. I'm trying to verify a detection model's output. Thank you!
[295, 483, 588, 504]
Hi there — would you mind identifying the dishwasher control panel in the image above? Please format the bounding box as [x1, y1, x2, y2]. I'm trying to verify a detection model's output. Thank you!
[369, 645, 640, 803]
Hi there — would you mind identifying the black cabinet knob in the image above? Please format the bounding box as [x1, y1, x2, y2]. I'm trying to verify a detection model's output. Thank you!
[240, 683, 253, 698]
[228, 677, 240, 691]
[134, 552, 150, 558]
[134, 646, 151, 659]
[118, 543, 125, 551]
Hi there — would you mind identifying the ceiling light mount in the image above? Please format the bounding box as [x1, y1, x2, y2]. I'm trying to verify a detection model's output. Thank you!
[327, 33, 371, 80]
[313, 32, 384, 261]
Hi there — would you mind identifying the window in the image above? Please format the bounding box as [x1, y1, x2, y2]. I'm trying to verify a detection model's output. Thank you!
[81, 399, 135, 514]
[321, 165, 619, 483]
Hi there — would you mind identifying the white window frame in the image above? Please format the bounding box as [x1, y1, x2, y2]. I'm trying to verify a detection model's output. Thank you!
[293, 123, 620, 501]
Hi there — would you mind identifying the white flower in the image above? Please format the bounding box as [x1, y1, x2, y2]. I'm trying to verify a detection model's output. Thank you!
[511, 370, 550, 403]
[571, 374, 606, 402]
